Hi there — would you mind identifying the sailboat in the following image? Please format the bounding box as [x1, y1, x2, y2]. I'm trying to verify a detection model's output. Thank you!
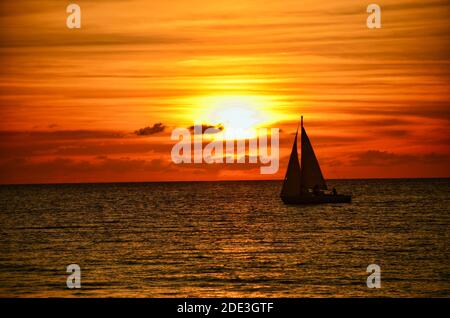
[280, 116, 352, 204]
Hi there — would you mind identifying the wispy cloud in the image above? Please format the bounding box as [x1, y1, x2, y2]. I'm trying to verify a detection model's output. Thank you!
[134, 123, 166, 136]
[350, 150, 449, 166]
[188, 124, 224, 134]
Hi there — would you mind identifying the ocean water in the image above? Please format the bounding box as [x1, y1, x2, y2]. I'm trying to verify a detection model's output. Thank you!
[0, 179, 449, 297]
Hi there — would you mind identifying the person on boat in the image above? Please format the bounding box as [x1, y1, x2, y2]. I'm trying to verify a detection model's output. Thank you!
[332, 187, 337, 196]
[313, 184, 321, 196]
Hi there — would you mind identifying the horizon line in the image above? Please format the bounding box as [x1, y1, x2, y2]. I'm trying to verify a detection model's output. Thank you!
[0, 176, 449, 186]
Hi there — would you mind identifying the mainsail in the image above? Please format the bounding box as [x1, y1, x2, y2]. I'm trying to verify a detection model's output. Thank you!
[300, 125, 327, 190]
[280, 128, 301, 197]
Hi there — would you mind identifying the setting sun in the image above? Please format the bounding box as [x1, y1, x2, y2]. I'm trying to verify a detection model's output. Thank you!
[209, 96, 266, 139]
[191, 95, 282, 139]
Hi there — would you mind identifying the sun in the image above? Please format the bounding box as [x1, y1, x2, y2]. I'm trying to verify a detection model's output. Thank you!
[192, 95, 275, 139]
[209, 99, 265, 139]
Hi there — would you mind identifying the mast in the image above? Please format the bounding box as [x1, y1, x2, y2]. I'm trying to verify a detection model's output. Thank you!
[300, 115, 304, 192]
[300, 115, 303, 166]
[300, 115, 304, 165]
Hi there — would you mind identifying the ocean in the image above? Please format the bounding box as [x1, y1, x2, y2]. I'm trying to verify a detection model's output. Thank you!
[0, 179, 449, 297]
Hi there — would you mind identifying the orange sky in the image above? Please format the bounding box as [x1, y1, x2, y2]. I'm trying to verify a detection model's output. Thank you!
[0, 0, 449, 184]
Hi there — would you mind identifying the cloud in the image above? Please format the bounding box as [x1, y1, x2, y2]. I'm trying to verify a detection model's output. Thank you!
[300, 102, 450, 122]
[0, 129, 174, 158]
[134, 123, 166, 136]
[188, 124, 224, 134]
[291, 118, 413, 129]
[0, 156, 176, 184]
[351, 150, 449, 166]
[0, 130, 126, 140]
[0, 154, 273, 184]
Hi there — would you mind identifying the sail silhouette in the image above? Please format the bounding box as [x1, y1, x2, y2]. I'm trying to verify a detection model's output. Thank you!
[301, 126, 327, 190]
[281, 128, 301, 197]
[280, 116, 351, 204]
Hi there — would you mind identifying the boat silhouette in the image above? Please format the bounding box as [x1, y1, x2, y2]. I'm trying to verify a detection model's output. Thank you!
[280, 116, 352, 204]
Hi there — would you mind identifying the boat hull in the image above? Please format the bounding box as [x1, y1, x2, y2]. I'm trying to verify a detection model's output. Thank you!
[281, 194, 352, 205]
